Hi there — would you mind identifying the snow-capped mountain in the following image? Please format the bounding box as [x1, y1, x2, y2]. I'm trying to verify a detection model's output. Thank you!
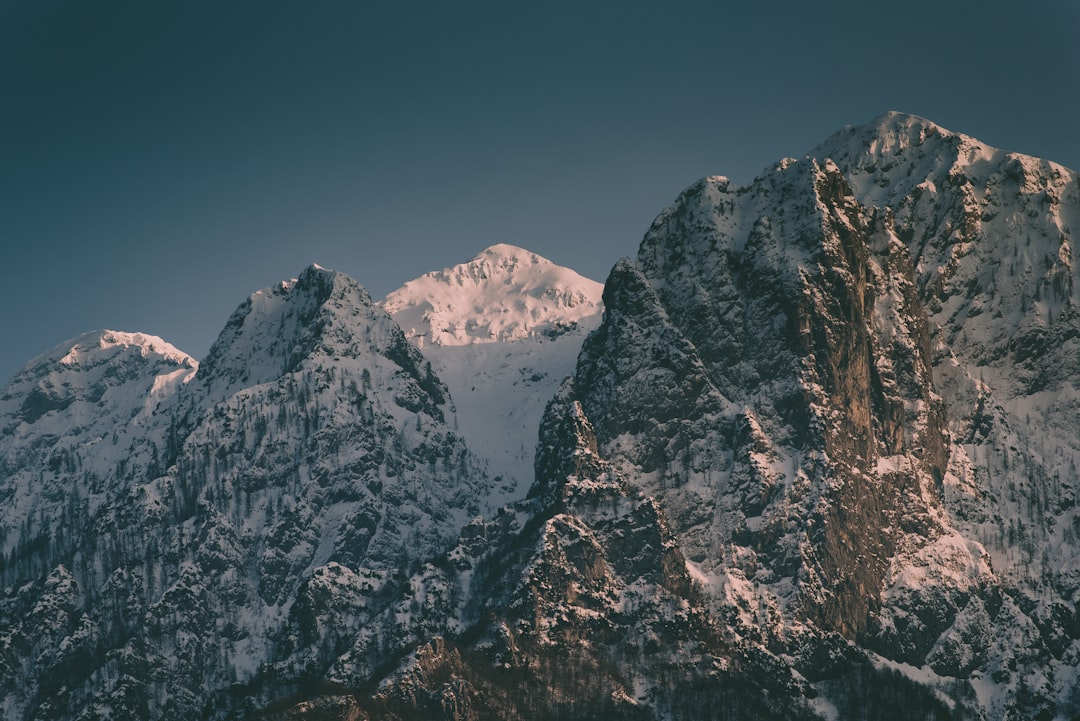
[382, 243, 602, 347]
[1, 265, 492, 720]
[0, 331, 196, 564]
[550, 112, 1079, 719]
[383, 244, 604, 498]
[352, 113, 1079, 720]
[2, 113, 1079, 721]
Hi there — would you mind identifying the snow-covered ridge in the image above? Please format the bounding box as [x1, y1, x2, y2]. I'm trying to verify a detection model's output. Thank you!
[382, 243, 603, 346]
[0, 263, 495, 719]
[194, 263, 408, 400]
[0, 329, 197, 426]
[13, 329, 195, 377]
[0, 329, 198, 559]
[811, 110, 1077, 208]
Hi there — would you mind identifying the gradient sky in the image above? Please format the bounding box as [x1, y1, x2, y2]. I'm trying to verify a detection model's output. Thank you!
[2, 0, 1078, 384]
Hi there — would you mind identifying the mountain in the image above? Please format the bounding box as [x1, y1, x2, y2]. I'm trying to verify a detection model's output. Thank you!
[383, 244, 604, 498]
[1, 265, 492, 720]
[550, 112, 1079, 719]
[357, 113, 1079, 719]
[0, 331, 197, 566]
[2, 112, 1079, 721]
[382, 243, 602, 348]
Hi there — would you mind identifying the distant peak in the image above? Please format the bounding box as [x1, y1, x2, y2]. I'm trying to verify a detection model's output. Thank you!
[301, 261, 339, 277]
[475, 243, 535, 259]
[286, 263, 371, 304]
[464, 244, 552, 274]
[297, 262, 340, 283]
[853, 110, 971, 151]
[195, 265, 385, 392]
[806, 111, 1019, 208]
[55, 330, 195, 367]
[382, 244, 604, 346]
[870, 109, 936, 127]
[8, 330, 196, 387]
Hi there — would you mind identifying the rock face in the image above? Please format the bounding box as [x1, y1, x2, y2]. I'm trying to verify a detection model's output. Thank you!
[572, 155, 973, 641]
[554, 113, 1079, 718]
[808, 114, 1080, 715]
[3, 113, 1079, 721]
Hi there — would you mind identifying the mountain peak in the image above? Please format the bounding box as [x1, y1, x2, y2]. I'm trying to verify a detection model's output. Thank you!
[382, 244, 603, 346]
[869, 109, 939, 130]
[2, 332, 196, 408]
[458, 243, 569, 284]
[20, 330, 195, 374]
[807, 110, 1004, 211]
[195, 265, 385, 394]
[473, 242, 534, 259]
[294, 261, 340, 285]
[818, 110, 963, 163]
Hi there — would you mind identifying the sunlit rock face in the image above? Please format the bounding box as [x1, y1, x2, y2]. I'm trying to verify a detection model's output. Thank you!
[550, 112, 1079, 719]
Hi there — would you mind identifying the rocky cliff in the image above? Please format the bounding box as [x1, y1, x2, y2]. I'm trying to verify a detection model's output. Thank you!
[344, 113, 1079, 720]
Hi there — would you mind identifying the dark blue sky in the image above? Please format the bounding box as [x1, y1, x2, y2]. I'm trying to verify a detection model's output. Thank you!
[2, 0, 1077, 383]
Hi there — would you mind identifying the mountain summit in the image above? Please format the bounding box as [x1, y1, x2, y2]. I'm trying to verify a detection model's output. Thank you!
[383, 245, 605, 499]
[382, 243, 603, 346]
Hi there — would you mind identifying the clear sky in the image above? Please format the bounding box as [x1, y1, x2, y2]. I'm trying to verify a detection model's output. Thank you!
[2, 0, 1077, 384]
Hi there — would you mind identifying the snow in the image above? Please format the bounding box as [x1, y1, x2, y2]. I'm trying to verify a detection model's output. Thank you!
[867, 653, 959, 711]
[683, 559, 712, 587]
[882, 533, 993, 601]
[382, 244, 604, 498]
[382, 243, 603, 347]
[0, 330, 198, 557]
[418, 327, 599, 500]
[23, 329, 195, 374]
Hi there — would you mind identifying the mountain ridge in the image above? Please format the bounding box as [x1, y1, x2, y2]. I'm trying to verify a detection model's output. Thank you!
[0, 263, 492, 719]
[2, 112, 1079, 720]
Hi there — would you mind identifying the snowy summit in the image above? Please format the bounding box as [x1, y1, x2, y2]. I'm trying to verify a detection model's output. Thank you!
[382, 243, 604, 347]
[381, 244, 605, 500]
